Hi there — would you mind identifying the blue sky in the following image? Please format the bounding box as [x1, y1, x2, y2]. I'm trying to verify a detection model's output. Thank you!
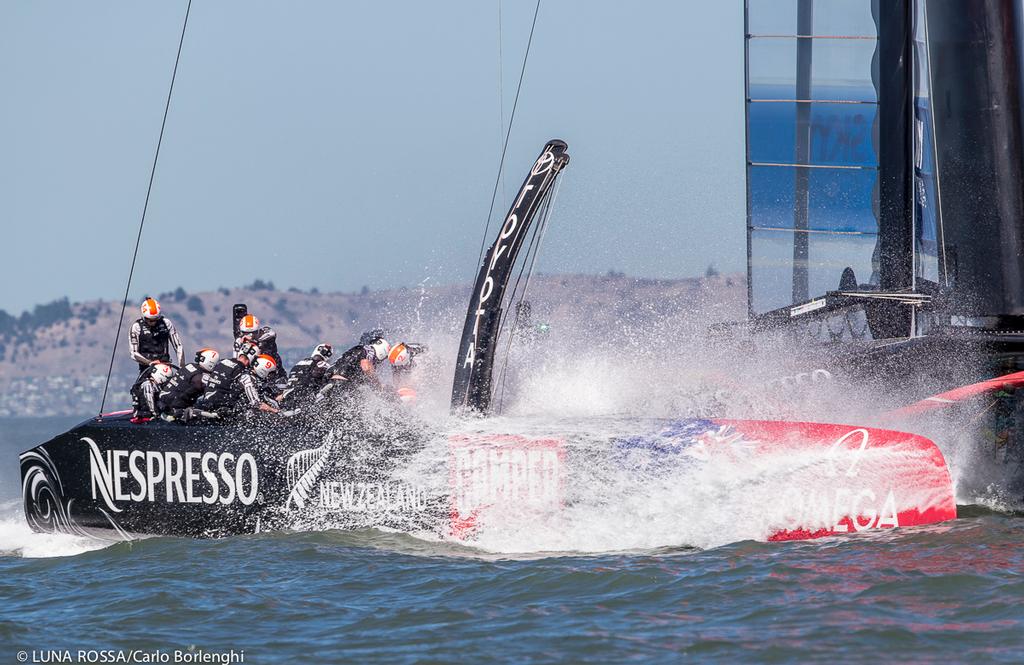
[0, 1, 745, 314]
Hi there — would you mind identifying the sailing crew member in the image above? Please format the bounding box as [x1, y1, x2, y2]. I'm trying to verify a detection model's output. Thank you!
[130, 362, 174, 422]
[129, 297, 184, 373]
[279, 343, 333, 408]
[234, 314, 283, 379]
[327, 334, 390, 391]
[195, 340, 279, 417]
[250, 354, 282, 405]
[389, 342, 427, 402]
[158, 348, 219, 419]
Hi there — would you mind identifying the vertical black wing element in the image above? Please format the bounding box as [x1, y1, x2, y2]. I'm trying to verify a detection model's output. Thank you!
[451, 140, 570, 414]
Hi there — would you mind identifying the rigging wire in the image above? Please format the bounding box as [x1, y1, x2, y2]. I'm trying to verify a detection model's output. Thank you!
[494, 188, 557, 413]
[496, 0, 507, 212]
[98, 0, 193, 417]
[475, 0, 543, 271]
[494, 176, 563, 413]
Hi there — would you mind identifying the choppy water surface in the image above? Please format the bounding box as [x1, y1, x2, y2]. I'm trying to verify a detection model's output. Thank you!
[3, 417, 1024, 663]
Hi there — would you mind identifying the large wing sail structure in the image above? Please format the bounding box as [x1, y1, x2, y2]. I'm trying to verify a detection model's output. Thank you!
[744, 1, 944, 339]
[451, 140, 570, 414]
[745, 0, 1024, 342]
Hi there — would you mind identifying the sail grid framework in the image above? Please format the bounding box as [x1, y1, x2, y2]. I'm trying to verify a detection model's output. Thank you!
[744, 0, 942, 319]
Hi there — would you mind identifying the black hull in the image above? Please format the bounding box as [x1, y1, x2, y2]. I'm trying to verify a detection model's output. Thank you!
[19, 411, 444, 540]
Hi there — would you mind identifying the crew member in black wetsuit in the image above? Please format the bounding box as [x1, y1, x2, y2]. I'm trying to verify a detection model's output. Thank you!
[329, 334, 389, 387]
[129, 297, 184, 373]
[195, 341, 279, 417]
[388, 342, 427, 402]
[326, 334, 390, 393]
[250, 354, 282, 405]
[234, 314, 284, 381]
[130, 362, 174, 422]
[157, 348, 219, 420]
[279, 343, 333, 408]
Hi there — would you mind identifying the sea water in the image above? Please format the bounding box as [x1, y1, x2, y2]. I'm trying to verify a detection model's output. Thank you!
[3, 416, 1024, 663]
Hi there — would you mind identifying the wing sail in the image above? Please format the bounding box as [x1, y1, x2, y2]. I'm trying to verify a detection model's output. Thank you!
[451, 140, 570, 413]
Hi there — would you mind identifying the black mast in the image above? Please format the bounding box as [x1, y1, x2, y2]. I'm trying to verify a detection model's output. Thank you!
[870, 0, 915, 338]
[926, 0, 1024, 326]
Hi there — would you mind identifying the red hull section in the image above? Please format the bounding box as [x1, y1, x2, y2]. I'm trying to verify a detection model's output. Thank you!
[886, 370, 1024, 418]
[448, 434, 565, 540]
[448, 420, 956, 545]
[708, 420, 956, 540]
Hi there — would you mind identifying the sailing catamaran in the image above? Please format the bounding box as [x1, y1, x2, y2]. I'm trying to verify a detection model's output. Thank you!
[20, 1, 980, 543]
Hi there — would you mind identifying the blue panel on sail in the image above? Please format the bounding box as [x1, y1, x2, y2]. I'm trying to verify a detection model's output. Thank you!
[748, 98, 877, 167]
[912, 3, 943, 286]
[748, 165, 878, 234]
[915, 108, 940, 284]
[745, 0, 884, 316]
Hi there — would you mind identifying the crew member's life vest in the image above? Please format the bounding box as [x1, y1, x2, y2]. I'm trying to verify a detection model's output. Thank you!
[196, 358, 248, 410]
[135, 316, 172, 361]
[330, 345, 375, 384]
[159, 362, 206, 410]
[281, 355, 331, 404]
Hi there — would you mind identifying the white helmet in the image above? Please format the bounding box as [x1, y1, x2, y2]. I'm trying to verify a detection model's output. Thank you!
[313, 343, 333, 360]
[195, 348, 219, 372]
[151, 363, 173, 385]
[369, 338, 390, 362]
[141, 297, 161, 320]
[239, 314, 260, 334]
[252, 354, 277, 379]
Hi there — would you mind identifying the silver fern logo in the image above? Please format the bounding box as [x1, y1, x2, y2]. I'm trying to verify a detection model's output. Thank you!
[285, 429, 336, 510]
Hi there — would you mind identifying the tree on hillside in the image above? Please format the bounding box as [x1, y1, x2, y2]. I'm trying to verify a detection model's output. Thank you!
[20, 298, 72, 330]
[0, 310, 15, 335]
[186, 295, 205, 316]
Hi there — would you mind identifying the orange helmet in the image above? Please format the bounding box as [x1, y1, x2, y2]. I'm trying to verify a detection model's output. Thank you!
[239, 314, 260, 334]
[252, 354, 277, 379]
[141, 298, 161, 320]
[389, 343, 410, 367]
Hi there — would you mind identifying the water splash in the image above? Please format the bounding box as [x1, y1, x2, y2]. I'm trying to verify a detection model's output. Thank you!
[0, 500, 112, 559]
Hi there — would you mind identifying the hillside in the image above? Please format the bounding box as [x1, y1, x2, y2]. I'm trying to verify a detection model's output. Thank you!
[0, 273, 745, 416]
